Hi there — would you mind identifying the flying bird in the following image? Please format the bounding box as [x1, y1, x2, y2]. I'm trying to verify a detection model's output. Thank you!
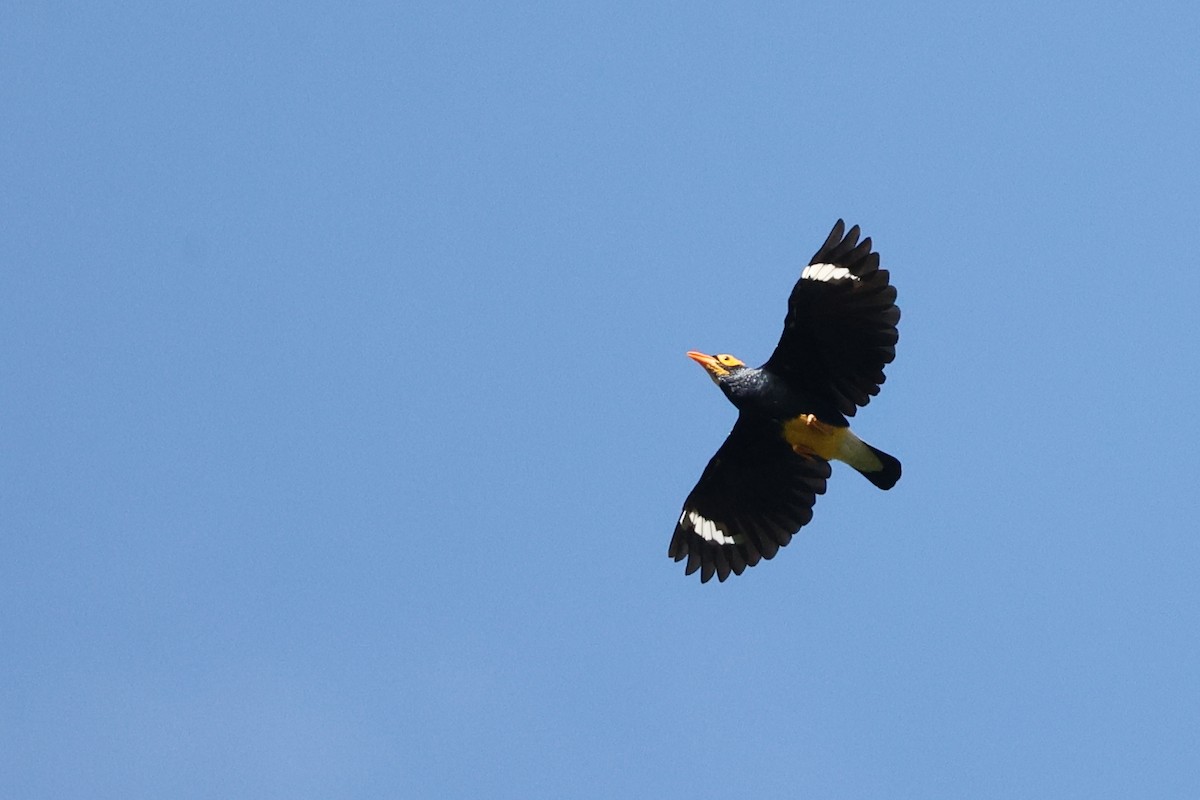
[670, 220, 901, 582]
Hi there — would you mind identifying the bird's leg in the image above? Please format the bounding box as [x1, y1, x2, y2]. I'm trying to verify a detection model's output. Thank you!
[790, 414, 836, 457]
[799, 414, 837, 435]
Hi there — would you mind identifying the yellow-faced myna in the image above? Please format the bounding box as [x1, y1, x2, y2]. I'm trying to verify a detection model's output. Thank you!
[670, 220, 901, 582]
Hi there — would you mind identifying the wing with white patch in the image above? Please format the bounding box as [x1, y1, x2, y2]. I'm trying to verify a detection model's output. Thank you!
[763, 219, 900, 417]
[669, 415, 831, 583]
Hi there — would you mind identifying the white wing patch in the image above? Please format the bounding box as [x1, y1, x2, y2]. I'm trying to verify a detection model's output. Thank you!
[680, 509, 741, 546]
[801, 262, 858, 282]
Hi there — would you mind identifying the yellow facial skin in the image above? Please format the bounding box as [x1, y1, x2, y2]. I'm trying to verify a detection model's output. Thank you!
[714, 353, 744, 369]
[686, 351, 744, 377]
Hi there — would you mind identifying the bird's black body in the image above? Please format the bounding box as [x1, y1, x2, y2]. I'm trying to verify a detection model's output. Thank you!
[715, 366, 849, 428]
[670, 220, 901, 583]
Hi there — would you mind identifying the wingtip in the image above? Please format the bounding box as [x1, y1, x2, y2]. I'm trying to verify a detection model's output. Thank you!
[828, 218, 845, 241]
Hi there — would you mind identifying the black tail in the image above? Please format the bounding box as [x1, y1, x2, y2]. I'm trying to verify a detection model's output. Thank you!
[858, 445, 901, 490]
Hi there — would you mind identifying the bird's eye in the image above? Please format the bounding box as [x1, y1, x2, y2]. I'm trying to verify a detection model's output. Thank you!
[717, 354, 742, 367]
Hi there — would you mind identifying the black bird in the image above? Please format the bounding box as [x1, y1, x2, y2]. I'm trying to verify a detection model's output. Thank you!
[670, 220, 901, 583]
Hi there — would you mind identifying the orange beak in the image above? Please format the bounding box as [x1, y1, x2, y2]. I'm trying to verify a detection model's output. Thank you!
[686, 350, 727, 377]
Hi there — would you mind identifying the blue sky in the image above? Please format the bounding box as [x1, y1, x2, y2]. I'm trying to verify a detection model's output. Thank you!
[4, 1, 1199, 797]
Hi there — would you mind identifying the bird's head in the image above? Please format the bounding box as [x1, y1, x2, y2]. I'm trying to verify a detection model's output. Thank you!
[686, 351, 748, 384]
[687, 351, 769, 410]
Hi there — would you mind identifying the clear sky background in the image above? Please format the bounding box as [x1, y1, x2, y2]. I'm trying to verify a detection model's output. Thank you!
[4, 2, 1199, 797]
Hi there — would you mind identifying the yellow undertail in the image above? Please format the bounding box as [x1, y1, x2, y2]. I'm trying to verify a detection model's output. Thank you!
[782, 414, 901, 490]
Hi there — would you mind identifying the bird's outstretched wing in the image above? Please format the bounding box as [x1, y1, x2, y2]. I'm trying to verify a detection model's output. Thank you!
[762, 220, 900, 417]
[669, 415, 831, 583]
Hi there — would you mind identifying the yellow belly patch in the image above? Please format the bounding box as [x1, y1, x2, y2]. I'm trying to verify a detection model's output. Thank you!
[782, 414, 848, 461]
